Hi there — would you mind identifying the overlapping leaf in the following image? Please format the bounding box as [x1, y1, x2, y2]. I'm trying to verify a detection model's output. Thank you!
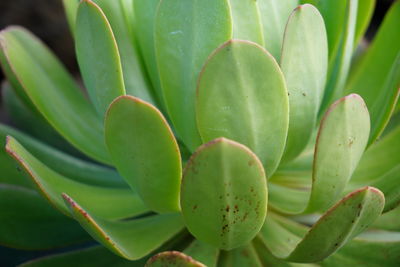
[196, 40, 288, 175]
[105, 95, 181, 213]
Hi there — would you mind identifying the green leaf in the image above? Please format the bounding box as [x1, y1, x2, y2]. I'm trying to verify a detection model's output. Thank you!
[105, 95, 181, 213]
[5, 136, 147, 219]
[62, 0, 80, 37]
[260, 187, 385, 263]
[20, 246, 146, 267]
[0, 27, 109, 163]
[146, 251, 205, 267]
[181, 138, 268, 250]
[196, 40, 288, 176]
[280, 4, 328, 161]
[155, 0, 232, 151]
[75, 0, 125, 117]
[228, 0, 264, 45]
[257, 0, 299, 61]
[134, 0, 164, 105]
[307, 94, 370, 212]
[63, 194, 184, 260]
[219, 244, 263, 267]
[320, 0, 358, 112]
[183, 240, 219, 267]
[0, 184, 90, 250]
[321, 231, 400, 266]
[346, 1, 400, 144]
[92, 0, 157, 105]
[0, 123, 125, 188]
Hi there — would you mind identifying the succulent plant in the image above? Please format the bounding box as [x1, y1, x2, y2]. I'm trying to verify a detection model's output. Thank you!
[0, 0, 399, 266]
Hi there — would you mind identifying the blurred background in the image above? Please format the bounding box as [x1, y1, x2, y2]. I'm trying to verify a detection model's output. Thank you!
[0, 0, 397, 266]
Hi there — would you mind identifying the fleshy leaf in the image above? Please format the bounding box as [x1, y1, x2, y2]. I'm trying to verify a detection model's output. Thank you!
[354, 0, 376, 46]
[346, 1, 400, 144]
[20, 246, 146, 267]
[307, 94, 370, 212]
[0, 184, 89, 250]
[181, 138, 268, 250]
[146, 251, 205, 267]
[373, 206, 400, 231]
[0, 123, 125, 188]
[260, 187, 385, 263]
[183, 240, 219, 267]
[0, 27, 109, 163]
[371, 165, 400, 212]
[105, 95, 181, 213]
[63, 194, 184, 260]
[75, 0, 125, 117]
[257, 0, 299, 61]
[228, 0, 264, 45]
[92, 0, 157, 105]
[155, 0, 232, 151]
[5, 136, 147, 219]
[280, 4, 328, 161]
[196, 40, 288, 176]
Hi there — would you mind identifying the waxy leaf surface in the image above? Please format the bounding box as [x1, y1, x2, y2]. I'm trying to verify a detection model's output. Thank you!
[105, 95, 181, 213]
[181, 138, 268, 250]
[64, 194, 184, 260]
[0, 27, 109, 163]
[5, 136, 147, 220]
[155, 0, 232, 151]
[197, 40, 288, 175]
[219, 244, 263, 267]
[280, 4, 328, 161]
[260, 187, 384, 262]
[183, 240, 219, 267]
[76, 0, 125, 117]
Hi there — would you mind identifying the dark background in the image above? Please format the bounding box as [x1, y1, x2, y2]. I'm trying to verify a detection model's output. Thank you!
[0, 0, 397, 266]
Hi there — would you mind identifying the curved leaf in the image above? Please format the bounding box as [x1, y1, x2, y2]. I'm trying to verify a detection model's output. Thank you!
[62, 0, 80, 37]
[196, 40, 288, 175]
[0, 27, 109, 163]
[155, 0, 232, 151]
[105, 95, 181, 213]
[260, 187, 385, 263]
[371, 165, 400, 212]
[354, 0, 376, 46]
[307, 94, 370, 212]
[257, 0, 299, 61]
[5, 136, 147, 220]
[146, 251, 205, 267]
[373, 206, 400, 231]
[63, 194, 184, 260]
[0, 184, 89, 250]
[181, 138, 268, 250]
[280, 4, 328, 161]
[75, 0, 125, 117]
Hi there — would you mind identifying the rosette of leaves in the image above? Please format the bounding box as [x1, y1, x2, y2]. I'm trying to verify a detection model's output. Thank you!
[0, 0, 399, 266]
